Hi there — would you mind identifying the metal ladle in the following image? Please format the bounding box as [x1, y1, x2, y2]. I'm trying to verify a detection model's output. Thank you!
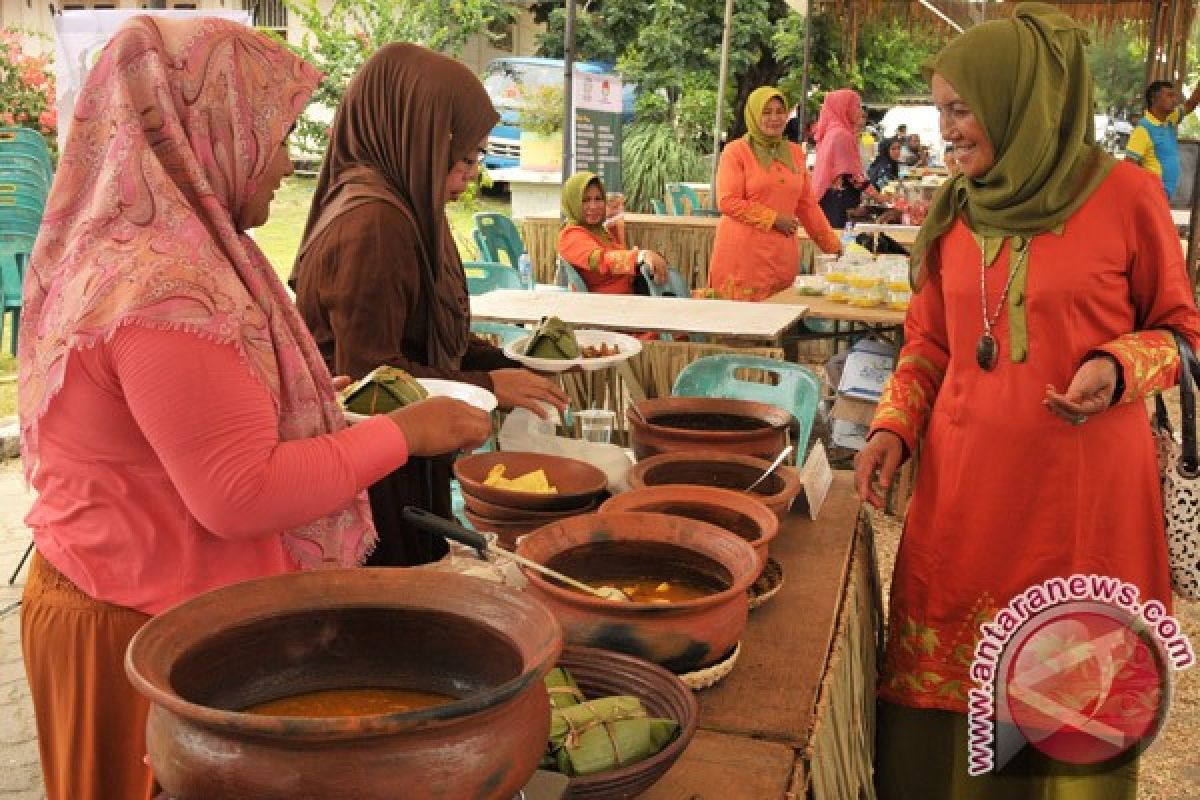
[744, 445, 794, 494]
[401, 508, 631, 602]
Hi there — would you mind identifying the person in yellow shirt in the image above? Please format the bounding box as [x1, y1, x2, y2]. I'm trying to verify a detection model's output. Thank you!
[1125, 80, 1200, 199]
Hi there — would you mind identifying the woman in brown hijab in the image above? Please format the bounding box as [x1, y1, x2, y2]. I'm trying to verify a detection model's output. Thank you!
[293, 43, 567, 566]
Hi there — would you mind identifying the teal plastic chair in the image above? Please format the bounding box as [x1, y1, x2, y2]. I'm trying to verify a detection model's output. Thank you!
[0, 174, 47, 210]
[473, 212, 526, 268]
[0, 128, 52, 181]
[0, 220, 36, 355]
[666, 183, 719, 218]
[0, 158, 50, 193]
[639, 263, 691, 298]
[471, 321, 528, 348]
[554, 256, 590, 293]
[471, 228, 488, 261]
[650, 198, 668, 215]
[463, 260, 524, 295]
[0, 192, 44, 215]
[672, 355, 821, 459]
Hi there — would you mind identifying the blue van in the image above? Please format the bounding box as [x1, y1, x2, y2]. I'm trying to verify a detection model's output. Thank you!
[480, 56, 635, 170]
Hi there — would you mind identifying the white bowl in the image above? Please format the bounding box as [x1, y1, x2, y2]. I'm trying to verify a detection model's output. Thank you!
[503, 329, 642, 373]
[343, 377, 497, 424]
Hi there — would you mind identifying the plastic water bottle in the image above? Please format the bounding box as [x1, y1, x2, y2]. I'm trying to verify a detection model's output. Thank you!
[840, 222, 857, 251]
[517, 254, 534, 291]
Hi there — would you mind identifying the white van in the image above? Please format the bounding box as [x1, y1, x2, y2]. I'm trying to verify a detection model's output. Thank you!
[879, 105, 943, 164]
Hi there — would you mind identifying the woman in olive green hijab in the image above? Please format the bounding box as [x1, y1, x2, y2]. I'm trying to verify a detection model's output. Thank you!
[557, 171, 669, 294]
[708, 86, 840, 300]
[854, 5, 1200, 798]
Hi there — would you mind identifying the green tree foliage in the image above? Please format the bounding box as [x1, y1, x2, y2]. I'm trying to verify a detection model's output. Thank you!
[1086, 22, 1146, 117]
[621, 122, 708, 212]
[287, 0, 515, 159]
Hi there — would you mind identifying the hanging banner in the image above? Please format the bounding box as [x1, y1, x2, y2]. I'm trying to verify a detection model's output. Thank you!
[53, 10, 252, 145]
[572, 68, 623, 193]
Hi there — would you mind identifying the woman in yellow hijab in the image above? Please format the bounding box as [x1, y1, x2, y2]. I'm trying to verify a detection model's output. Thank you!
[707, 87, 841, 301]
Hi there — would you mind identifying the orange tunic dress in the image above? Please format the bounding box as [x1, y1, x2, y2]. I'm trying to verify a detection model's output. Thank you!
[557, 222, 640, 294]
[870, 162, 1200, 713]
[708, 138, 840, 301]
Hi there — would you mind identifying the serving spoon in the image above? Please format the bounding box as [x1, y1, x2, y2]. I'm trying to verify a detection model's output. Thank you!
[744, 445, 794, 494]
[401, 507, 631, 602]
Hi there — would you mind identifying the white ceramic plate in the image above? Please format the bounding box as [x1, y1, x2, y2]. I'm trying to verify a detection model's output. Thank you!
[342, 377, 497, 424]
[503, 329, 642, 373]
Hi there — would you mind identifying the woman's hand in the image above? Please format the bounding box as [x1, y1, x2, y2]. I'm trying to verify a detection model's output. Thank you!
[387, 397, 492, 456]
[772, 214, 799, 236]
[854, 430, 905, 509]
[1044, 356, 1119, 425]
[642, 250, 669, 284]
[490, 369, 570, 418]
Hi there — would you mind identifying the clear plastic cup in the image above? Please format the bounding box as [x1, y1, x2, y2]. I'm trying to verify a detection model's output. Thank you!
[575, 409, 616, 443]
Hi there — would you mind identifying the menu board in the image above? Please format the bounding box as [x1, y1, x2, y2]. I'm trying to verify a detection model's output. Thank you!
[573, 69, 623, 192]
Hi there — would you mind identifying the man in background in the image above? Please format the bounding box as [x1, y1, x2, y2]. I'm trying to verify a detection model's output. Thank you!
[1125, 80, 1200, 200]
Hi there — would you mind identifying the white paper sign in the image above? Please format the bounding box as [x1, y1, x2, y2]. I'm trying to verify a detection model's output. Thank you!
[572, 69, 622, 113]
[797, 441, 834, 520]
[53, 10, 252, 145]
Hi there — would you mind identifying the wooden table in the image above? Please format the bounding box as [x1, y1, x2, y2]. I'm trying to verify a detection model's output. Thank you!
[471, 289, 807, 345]
[766, 289, 906, 355]
[644, 472, 882, 799]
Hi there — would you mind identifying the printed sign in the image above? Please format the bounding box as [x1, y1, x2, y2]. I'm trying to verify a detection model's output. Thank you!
[573, 68, 623, 192]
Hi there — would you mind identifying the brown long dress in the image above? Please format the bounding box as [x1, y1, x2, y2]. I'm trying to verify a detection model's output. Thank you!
[292, 43, 516, 566]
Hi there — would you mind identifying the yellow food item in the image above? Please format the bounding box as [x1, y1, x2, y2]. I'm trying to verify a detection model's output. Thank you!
[483, 464, 558, 494]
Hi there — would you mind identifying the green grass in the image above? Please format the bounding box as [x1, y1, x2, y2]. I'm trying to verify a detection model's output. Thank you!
[0, 177, 512, 418]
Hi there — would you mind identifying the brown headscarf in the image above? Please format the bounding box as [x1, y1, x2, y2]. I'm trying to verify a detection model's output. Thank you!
[294, 43, 498, 369]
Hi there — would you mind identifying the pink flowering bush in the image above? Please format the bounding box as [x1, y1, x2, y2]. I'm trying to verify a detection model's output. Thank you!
[0, 27, 57, 152]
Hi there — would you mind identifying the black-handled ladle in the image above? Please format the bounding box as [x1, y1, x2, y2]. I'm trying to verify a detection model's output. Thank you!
[401, 507, 630, 602]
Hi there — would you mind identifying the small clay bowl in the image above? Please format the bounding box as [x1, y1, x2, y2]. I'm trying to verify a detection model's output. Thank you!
[627, 450, 803, 520]
[626, 397, 792, 461]
[463, 491, 600, 523]
[555, 645, 698, 799]
[454, 452, 608, 512]
[600, 485, 777, 564]
[517, 512, 759, 673]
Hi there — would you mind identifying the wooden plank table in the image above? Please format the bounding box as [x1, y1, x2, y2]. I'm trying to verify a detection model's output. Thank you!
[767, 288, 906, 327]
[470, 289, 807, 345]
[644, 472, 881, 799]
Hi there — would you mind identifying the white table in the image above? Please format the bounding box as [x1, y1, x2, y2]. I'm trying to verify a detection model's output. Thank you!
[470, 289, 807, 345]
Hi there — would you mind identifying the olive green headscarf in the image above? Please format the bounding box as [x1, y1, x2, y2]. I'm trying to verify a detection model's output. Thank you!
[743, 87, 797, 173]
[561, 170, 611, 243]
[911, 2, 1115, 364]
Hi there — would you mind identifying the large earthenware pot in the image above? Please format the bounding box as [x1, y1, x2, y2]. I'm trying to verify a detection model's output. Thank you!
[626, 397, 792, 461]
[516, 512, 759, 673]
[627, 450, 803, 520]
[599, 485, 778, 565]
[125, 569, 562, 800]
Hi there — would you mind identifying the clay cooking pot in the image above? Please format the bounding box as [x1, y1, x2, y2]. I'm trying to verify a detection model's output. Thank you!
[626, 397, 793, 461]
[627, 450, 803, 519]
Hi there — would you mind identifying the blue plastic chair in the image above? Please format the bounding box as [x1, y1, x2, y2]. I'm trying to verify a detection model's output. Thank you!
[672, 355, 821, 459]
[463, 260, 524, 295]
[639, 263, 691, 298]
[554, 256, 590, 293]
[666, 183, 719, 217]
[473, 212, 526, 268]
[470, 320, 529, 347]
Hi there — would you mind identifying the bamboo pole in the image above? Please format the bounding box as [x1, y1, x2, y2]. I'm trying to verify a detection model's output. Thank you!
[561, 0, 576, 184]
[709, 0, 736, 207]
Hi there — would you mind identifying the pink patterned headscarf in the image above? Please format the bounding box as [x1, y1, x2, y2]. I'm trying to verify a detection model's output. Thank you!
[18, 16, 376, 569]
[812, 88, 866, 198]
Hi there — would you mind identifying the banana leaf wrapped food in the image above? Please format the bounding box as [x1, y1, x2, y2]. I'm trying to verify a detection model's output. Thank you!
[524, 316, 579, 359]
[342, 366, 428, 415]
[547, 695, 679, 777]
[544, 667, 585, 710]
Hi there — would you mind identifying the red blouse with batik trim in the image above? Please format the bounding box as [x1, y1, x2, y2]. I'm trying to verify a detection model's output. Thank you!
[557, 222, 639, 294]
[868, 162, 1200, 714]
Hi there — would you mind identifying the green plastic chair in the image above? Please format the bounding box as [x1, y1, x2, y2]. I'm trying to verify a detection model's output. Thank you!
[672, 355, 821, 459]
[0, 128, 52, 181]
[470, 320, 528, 347]
[554, 256, 590, 293]
[463, 260, 524, 295]
[639, 263, 691, 298]
[473, 212, 526, 268]
[666, 183, 720, 218]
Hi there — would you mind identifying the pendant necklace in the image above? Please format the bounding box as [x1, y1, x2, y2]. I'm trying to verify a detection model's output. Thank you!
[976, 244, 1021, 371]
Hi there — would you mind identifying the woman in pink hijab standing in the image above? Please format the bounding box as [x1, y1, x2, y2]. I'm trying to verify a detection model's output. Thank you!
[17, 17, 489, 799]
[812, 88, 873, 230]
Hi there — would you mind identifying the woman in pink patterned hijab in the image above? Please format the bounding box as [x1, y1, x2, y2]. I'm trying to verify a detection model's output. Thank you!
[17, 17, 488, 799]
[812, 88, 871, 229]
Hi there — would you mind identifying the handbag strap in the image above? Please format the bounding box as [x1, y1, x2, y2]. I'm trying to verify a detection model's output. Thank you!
[1169, 330, 1199, 476]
